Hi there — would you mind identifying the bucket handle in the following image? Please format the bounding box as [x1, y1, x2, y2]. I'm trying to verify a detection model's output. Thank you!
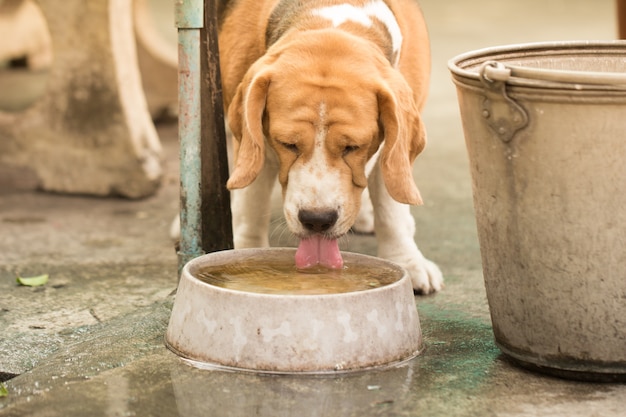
[479, 62, 529, 143]
[482, 60, 626, 87]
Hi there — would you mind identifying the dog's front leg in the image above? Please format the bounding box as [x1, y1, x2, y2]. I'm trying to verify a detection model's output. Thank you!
[231, 149, 278, 248]
[368, 162, 444, 294]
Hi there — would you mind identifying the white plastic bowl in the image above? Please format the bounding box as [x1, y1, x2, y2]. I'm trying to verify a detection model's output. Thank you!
[165, 248, 422, 374]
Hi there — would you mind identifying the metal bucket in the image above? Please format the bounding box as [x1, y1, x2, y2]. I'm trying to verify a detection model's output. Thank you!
[449, 41, 626, 381]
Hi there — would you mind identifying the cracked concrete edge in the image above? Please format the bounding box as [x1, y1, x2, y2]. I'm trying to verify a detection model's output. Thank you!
[0, 297, 173, 402]
[0, 263, 177, 377]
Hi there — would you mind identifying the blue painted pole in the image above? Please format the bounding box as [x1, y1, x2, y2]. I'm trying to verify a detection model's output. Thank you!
[176, 0, 204, 274]
[176, 0, 233, 276]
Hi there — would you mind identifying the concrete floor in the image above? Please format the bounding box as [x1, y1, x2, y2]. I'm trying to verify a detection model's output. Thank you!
[1, 0, 625, 415]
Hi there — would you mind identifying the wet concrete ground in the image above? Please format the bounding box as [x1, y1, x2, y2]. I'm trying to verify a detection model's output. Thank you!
[1, 0, 625, 415]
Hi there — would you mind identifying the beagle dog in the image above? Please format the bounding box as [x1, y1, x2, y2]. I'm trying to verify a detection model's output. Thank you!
[216, 0, 442, 293]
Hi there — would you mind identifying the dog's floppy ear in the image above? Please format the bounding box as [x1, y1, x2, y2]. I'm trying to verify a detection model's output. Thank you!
[226, 66, 272, 190]
[377, 72, 426, 205]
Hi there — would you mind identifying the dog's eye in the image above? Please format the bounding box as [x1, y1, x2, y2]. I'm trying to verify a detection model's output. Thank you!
[343, 145, 360, 156]
[279, 141, 299, 154]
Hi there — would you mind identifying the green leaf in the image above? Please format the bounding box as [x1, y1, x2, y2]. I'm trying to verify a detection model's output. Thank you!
[16, 274, 49, 287]
[0, 382, 8, 397]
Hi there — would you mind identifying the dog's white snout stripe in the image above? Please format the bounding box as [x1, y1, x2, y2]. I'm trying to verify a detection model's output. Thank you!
[311, 0, 403, 66]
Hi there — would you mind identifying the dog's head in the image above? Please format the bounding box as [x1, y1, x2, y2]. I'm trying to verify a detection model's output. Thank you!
[226, 30, 426, 241]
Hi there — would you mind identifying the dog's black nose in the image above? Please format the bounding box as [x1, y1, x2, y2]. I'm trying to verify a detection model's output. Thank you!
[298, 209, 338, 233]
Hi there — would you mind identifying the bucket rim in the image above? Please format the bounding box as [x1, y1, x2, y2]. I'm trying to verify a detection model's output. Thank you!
[448, 40, 626, 88]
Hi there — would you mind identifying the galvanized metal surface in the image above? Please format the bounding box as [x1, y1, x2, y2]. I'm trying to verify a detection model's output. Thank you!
[482, 60, 626, 86]
[478, 62, 529, 143]
[450, 41, 626, 381]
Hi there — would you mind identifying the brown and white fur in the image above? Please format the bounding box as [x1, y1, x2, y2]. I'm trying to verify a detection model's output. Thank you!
[180, 0, 443, 293]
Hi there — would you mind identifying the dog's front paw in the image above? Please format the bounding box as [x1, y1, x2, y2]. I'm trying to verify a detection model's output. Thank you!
[381, 247, 444, 294]
[404, 256, 444, 295]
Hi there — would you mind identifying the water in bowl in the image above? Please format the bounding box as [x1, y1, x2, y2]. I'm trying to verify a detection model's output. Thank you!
[193, 253, 403, 295]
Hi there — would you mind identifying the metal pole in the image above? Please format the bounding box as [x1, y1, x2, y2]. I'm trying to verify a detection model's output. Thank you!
[619, 0, 626, 39]
[200, 0, 233, 254]
[175, 0, 233, 276]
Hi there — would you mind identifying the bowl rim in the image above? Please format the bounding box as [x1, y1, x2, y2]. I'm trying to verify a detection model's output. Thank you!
[166, 348, 421, 376]
[181, 247, 410, 300]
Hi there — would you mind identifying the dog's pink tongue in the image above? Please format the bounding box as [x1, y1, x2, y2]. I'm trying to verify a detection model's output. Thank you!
[295, 236, 343, 269]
